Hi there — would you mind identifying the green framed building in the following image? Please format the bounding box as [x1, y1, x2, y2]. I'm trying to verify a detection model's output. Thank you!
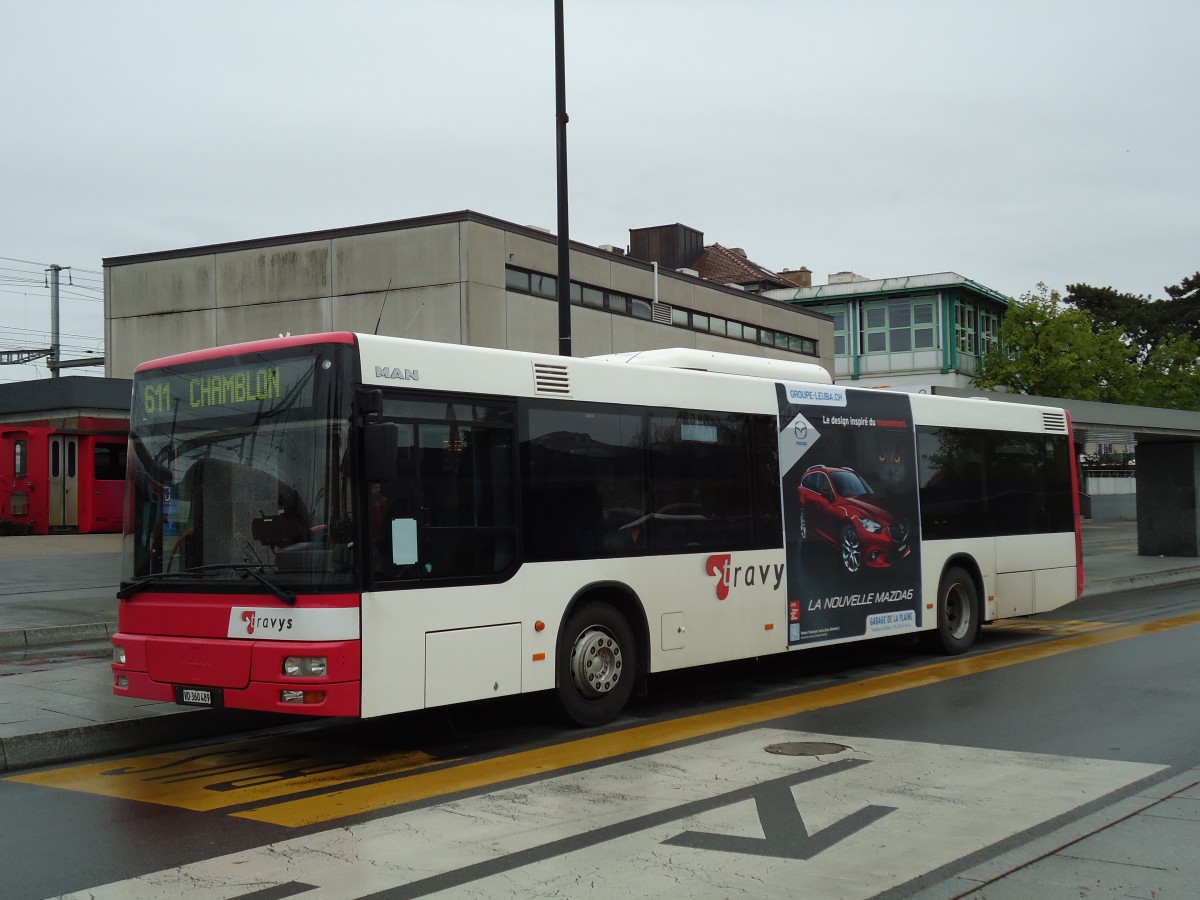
[764, 271, 1009, 389]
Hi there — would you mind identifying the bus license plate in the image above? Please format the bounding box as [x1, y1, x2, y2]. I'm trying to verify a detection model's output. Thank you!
[174, 686, 223, 708]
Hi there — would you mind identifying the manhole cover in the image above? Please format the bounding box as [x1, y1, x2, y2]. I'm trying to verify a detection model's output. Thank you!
[764, 741, 850, 757]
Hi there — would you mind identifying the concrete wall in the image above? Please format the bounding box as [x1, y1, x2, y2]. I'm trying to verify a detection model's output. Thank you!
[1087, 494, 1137, 522]
[105, 214, 833, 379]
[1136, 442, 1199, 556]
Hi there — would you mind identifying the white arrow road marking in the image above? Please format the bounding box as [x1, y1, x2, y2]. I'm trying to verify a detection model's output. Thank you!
[664, 783, 895, 859]
[60, 730, 1165, 900]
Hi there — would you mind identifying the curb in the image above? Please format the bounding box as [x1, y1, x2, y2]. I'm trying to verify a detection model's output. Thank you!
[0, 708, 286, 773]
[1080, 567, 1200, 598]
[0, 622, 118, 651]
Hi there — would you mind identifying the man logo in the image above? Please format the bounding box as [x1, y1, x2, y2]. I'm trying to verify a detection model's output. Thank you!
[376, 366, 419, 381]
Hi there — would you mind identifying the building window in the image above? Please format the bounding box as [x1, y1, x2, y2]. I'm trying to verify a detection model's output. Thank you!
[979, 308, 1000, 352]
[889, 300, 912, 352]
[530, 273, 557, 299]
[914, 300, 936, 349]
[863, 302, 888, 353]
[861, 296, 941, 354]
[956, 302, 978, 355]
[505, 268, 530, 292]
[504, 265, 819, 359]
[831, 308, 848, 356]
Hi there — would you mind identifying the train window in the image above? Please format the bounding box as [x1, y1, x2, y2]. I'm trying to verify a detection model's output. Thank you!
[67, 441, 76, 478]
[51, 441, 60, 478]
[14, 440, 26, 476]
[94, 443, 127, 480]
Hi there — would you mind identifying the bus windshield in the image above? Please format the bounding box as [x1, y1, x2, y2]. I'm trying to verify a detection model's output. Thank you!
[122, 345, 356, 591]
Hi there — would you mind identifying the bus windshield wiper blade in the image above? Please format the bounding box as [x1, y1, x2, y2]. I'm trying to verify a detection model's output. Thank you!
[117, 571, 194, 601]
[185, 564, 297, 606]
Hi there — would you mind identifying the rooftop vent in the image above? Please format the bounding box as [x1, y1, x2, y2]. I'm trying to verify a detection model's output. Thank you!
[533, 361, 571, 396]
[1042, 411, 1068, 433]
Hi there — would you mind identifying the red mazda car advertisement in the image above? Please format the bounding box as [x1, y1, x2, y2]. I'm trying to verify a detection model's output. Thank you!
[776, 383, 923, 646]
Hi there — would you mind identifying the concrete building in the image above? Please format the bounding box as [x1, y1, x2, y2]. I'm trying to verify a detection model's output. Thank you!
[763, 271, 1009, 389]
[102, 211, 833, 379]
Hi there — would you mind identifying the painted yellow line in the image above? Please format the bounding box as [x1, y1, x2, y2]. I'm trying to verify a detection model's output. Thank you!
[7, 739, 444, 811]
[986, 618, 1121, 635]
[238, 609, 1200, 828]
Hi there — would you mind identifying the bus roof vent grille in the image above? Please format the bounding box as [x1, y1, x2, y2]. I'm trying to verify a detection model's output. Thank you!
[651, 302, 673, 325]
[1042, 411, 1068, 433]
[533, 362, 571, 396]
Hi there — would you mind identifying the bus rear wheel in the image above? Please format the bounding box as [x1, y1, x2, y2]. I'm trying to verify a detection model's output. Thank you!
[930, 566, 979, 655]
[556, 602, 636, 727]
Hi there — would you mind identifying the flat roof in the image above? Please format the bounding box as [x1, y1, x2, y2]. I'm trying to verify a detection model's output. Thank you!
[0, 376, 132, 417]
[765, 272, 1010, 307]
[101, 209, 832, 322]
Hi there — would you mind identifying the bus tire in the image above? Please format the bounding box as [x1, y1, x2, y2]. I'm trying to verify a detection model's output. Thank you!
[556, 601, 636, 727]
[931, 566, 979, 655]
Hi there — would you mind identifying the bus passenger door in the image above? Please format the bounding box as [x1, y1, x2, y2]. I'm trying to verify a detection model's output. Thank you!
[49, 435, 80, 531]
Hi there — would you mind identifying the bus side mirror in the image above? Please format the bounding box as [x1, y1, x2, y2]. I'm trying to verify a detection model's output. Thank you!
[364, 422, 399, 481]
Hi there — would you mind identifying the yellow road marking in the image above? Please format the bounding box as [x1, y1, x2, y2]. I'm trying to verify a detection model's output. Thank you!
[238, 609, 1200, 827]
[8, 739, 443, 811]
[986, 618, 1121, 635]
[11, 611, 1199, 825]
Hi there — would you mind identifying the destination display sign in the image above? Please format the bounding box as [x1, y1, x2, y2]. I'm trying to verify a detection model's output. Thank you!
[136, 357, 315, 423]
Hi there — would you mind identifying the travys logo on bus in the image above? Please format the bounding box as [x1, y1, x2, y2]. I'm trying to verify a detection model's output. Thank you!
[705, 554, 785, 601]
[240, 610, 294, 635]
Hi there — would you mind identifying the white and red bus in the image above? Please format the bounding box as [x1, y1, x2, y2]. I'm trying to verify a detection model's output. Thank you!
[112, 332, 1082, 725]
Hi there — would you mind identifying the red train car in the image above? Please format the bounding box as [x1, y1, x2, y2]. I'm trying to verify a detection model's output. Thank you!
[0, 377, 131, 535]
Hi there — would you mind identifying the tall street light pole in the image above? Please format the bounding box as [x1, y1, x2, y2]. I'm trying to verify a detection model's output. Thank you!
[555, 0, 572, 357]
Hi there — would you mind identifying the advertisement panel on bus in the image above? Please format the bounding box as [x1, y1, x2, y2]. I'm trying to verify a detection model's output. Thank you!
[777, 383, 922, 646]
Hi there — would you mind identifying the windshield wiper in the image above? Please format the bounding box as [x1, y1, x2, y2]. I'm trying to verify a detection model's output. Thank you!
[117, 564, 297, 606]
[186, 564, 297, 606]
[117, 571, 195, 601]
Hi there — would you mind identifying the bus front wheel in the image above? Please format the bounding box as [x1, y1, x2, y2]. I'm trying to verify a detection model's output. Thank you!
[556, 602, 636, 727]
[931, 566, 979, 655]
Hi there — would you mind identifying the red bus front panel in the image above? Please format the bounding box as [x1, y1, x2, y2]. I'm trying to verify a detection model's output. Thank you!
[113, 592, 362, 716]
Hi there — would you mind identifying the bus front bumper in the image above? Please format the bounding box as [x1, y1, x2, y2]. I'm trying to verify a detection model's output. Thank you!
[111, 633, 361, 717]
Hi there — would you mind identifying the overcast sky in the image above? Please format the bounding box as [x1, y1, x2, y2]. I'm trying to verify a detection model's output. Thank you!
[2, 0, 1197, 383]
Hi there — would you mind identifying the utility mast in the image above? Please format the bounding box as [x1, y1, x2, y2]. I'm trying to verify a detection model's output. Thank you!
[0, 263, 105, 375]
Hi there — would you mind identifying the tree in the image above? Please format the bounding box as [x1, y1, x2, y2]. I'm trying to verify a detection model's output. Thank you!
[1133, 332, 1200, 411]
[974, 283, 1138, 402]
[976, 282, 1200, 410]
[1065, 271, 1200, 360]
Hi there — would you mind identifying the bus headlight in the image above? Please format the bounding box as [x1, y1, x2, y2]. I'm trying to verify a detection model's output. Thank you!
[283, 656, 328, 678]
[113, 645, 126, 666]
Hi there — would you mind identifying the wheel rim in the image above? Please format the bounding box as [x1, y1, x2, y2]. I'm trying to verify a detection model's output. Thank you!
[570, 627, 623, 698]
[944, 582, 972, 640]
[841, 528, 861, 572]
